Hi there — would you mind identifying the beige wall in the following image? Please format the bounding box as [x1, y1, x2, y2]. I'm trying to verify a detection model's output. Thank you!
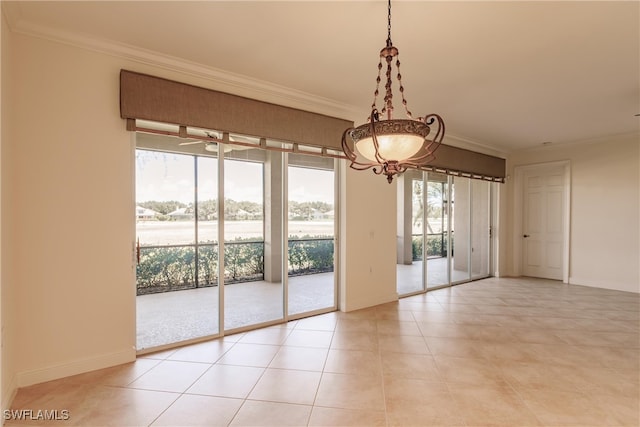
[505, 135, 640, 293]
[4, 31, 137, 392]
[1, 10, 15, 411]
[0, 8, 5, 411]
[340, 164, 398, 311]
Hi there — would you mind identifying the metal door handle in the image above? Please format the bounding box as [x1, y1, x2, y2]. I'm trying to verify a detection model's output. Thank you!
[523, 234, 530, 238]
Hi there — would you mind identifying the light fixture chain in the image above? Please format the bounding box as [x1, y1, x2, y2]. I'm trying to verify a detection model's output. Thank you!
[387, 0, 392, 46]
[395, 58, 413, 119]
[382, 54, 394, 118]
[371, 60, 383, 114]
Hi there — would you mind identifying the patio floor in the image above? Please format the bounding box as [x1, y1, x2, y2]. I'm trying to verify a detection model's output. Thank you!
[137, 273, 335, 350]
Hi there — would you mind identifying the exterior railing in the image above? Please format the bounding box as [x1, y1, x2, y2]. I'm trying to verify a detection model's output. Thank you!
[136, 237, 334, 295]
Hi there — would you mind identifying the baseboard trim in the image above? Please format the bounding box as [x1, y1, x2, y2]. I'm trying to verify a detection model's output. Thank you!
[569, 277, 640, 294]
[2, 373, 18, 420]
[16, 347, 136, 388]
[342, 291, 398, 312]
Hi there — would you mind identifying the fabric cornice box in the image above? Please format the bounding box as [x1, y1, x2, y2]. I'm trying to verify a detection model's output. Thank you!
[119, 69, 353, 151]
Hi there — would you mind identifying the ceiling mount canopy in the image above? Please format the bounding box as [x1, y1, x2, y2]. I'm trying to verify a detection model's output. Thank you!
[342, 0, 445, 183]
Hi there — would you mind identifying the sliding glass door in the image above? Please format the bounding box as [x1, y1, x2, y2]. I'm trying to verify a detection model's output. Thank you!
[471, 179, 491, 279]
[223, 147, 284, 331]
[135, 150, 219, 350]
[396, 171, 492, 294]
[135, 135, 338, 350]
[425, 173, 450, 289]
[450, 177, 471, 284]
[287, 155, 336, 316]
[396, 170, 425, 296]
[449, 176, 493, 284]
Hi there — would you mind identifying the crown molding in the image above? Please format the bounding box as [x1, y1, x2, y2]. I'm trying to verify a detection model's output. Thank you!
[442, 133, 507, 159]
[7, 15, 362, 121]
[510, 131, 640, 154]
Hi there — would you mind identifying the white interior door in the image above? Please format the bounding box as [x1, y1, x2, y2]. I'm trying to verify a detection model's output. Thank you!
[522, 165, 566, 280]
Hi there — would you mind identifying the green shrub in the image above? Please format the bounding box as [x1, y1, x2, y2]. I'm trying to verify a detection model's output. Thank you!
[412, 233, 453, 260]
[136, 246, 196, 294]
[136, 235, 335, 295]
[224, 240, 264, 282]
[288, 236, 334, 275]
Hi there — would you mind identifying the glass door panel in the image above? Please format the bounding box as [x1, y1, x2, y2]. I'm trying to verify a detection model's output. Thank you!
[450, 177, 471, 283]
[195, 155, 220, 335]
[471, 179, 491, 279]
[224, 150, 283, 331]
[396, 172, 425, 295]
[426, 174, 449, 288]
[135, 149, 218, 350]
[287, 158, 336, 316]
[394, 172, 493, 294]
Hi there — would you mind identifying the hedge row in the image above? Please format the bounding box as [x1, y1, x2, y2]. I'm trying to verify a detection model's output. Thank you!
[412, 233, 452, 261]
[136, 236, 334, 295]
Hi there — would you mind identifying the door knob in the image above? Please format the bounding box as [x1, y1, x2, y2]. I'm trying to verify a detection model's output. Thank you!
[523, 234, 530, 238]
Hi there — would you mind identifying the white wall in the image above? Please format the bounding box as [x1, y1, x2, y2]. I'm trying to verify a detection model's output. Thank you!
[505, 135, 640, 293]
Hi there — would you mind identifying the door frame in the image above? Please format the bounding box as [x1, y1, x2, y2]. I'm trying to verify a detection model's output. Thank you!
[512, 161, 571, 283]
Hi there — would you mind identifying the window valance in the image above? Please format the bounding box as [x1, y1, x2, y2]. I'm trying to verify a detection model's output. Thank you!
[418, 145, 505, 182]
[120, 69, 352, 151]
[120, 69, 505, 182]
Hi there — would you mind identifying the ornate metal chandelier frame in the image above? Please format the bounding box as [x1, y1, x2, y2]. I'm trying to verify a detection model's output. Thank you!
[341, 0, 445, 183]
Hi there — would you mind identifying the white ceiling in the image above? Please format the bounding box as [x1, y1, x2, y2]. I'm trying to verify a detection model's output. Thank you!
[4, 1, 639, 154]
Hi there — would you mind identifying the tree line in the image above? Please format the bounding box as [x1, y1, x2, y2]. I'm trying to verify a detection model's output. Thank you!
[138, 199, 333, 221]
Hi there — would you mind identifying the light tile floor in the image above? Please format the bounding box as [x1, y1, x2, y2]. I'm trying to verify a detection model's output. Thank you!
[7, 277, 639, 426]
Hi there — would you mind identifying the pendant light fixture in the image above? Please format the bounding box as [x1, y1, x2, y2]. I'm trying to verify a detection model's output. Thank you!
[342, 0, 445, 183]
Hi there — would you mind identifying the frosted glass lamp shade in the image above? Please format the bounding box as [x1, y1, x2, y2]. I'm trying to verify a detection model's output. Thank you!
[355, 133, 424, 162]
[350, 119, 431, 162]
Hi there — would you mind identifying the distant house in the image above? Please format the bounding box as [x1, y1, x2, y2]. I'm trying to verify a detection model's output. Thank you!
[136, 206, 159, 220]
[167, 207, 194, 220]
[232, 209, 261, 221]
[313, 209, 334, 220]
